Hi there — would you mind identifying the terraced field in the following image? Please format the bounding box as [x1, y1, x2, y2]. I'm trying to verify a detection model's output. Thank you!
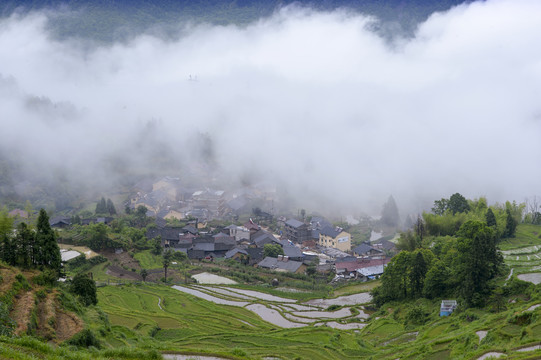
[501, 224, 541, 280]
[97, 281, 541, 360]
[97, 283, 376, 359]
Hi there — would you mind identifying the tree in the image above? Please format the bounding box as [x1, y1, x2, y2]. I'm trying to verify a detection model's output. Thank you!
[448, 193, 470, 215]
[106, 199, 117, 215]
[372, 251, 412, 306]
[140, 269, 148, 282]
[15, 222, 34, 268]
[503, 208, 517, 238]
[410, 251, 428, 297]
[162, 249, 173, 282]
[381, 195, 400, 227]
[82, 223, 110, 251]
[263, 243, 284, 258]
[134, 205, 149, 228]
[485, 208, 497, 227]
[152, 236, 163, 255]
[456, 220, 501, 307]
[424, 260, 450, 299]
[432, 198, 449, 215]
[397, 230, 420, 252]
[36, 209, 61, 275]
[415, 215, 426, 242]
[70, 273, 98, 306]
[95, 197, 107, 215]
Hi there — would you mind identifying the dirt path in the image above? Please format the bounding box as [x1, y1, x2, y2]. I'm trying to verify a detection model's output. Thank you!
[55, 309, 84, 342]
[11, 291, 35, 335]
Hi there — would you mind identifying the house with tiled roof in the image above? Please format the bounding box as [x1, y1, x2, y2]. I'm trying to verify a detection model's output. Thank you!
[318, 226, 351, 252]
[256, 256, 306, 274]
[353, 242, 384, 257]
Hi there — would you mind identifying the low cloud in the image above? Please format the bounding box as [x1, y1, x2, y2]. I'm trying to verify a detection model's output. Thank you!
[1, 0, 540, 214]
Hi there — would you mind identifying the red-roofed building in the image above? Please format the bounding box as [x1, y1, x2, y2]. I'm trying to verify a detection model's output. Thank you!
[335, 258, 390, 277]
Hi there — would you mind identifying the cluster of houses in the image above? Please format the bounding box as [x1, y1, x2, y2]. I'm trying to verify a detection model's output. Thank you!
[7, 176, 397, 280]
[147, 213, 396, 279]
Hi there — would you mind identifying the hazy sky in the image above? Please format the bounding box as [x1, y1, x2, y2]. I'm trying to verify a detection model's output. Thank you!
[1, 0, 540, 214]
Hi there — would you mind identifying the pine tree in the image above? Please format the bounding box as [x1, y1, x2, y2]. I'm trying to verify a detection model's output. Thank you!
[106, 199, 117, 215]
[485, 208, 497, 227]
[95, 197, 107, 215]
[410, 251, 428, 297]
[503, 209, 517, 238]
[381, 195, 400, 227]
[36, 209, 61, 275]
[16, 222, 34, 268]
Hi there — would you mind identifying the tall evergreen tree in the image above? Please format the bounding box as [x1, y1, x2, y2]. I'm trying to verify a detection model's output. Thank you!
[381, 195, 400, 227]
[15, 222, 34, 268]
[485, 208, 497, 227]
[36, 209, 61, 275]
[410, 251, 428, 297]
[106, 199, 117, 215]
[95, 197, 107, 215]
[503, 208, 517, 238]
[1, 234, 15, 266]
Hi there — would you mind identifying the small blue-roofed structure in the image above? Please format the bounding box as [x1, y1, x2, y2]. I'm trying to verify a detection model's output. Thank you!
[440, 300, 457, 316]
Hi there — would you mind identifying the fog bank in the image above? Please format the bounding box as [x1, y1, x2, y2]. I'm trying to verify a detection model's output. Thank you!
[1, 0, 540, 214]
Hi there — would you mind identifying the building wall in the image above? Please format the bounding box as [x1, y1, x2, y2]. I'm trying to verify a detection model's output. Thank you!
[319, 231, 351, 252]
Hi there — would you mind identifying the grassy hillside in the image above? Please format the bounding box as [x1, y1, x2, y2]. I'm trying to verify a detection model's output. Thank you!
[2, 224, 541, 359]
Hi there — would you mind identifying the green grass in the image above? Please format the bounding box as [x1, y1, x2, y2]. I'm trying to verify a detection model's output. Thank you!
[133, 250, 163, 270]
[333, 280, 381, 296]
[499, 224, 541, 251]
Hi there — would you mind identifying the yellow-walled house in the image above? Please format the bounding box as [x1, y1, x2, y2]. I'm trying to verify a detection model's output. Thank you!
[318, 226, 351, 252]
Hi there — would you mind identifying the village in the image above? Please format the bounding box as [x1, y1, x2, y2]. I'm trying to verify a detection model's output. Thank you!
[39, 176, 397, 282]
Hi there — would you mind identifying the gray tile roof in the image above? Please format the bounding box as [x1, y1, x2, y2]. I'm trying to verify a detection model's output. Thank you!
[285, 219, 304, 228]
[257, 257, 304, 273]
[320, 225, 340, 238]
[225, 248, 249, 259]
[353, 243, 374, 255]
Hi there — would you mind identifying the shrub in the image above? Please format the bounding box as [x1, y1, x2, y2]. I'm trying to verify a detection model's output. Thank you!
[148, 325, 161, 337]
[33, 270, 57, 287]
[0, 302, 15, 336]
[36, 290, 47, 300]
[231, 348, 247, 357]
[88, 255, 107, 266]
[67, 329, 101, 348]
[405, 305, 428, 326]
[15, 274, 31, 291]
[69, 274, 97, 306]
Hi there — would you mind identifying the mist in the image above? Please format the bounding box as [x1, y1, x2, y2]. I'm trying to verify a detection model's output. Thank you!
[1, 0, 540, 215]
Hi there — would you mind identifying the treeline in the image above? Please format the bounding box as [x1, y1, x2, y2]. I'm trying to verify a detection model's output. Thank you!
[62, 206, 153, 252]
[0, 209, 61, 275]
[372, 193, 516, 308]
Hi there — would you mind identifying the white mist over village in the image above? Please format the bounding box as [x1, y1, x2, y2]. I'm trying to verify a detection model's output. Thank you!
[1, 0, 540, 217]
[2, 1, 541, 358]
